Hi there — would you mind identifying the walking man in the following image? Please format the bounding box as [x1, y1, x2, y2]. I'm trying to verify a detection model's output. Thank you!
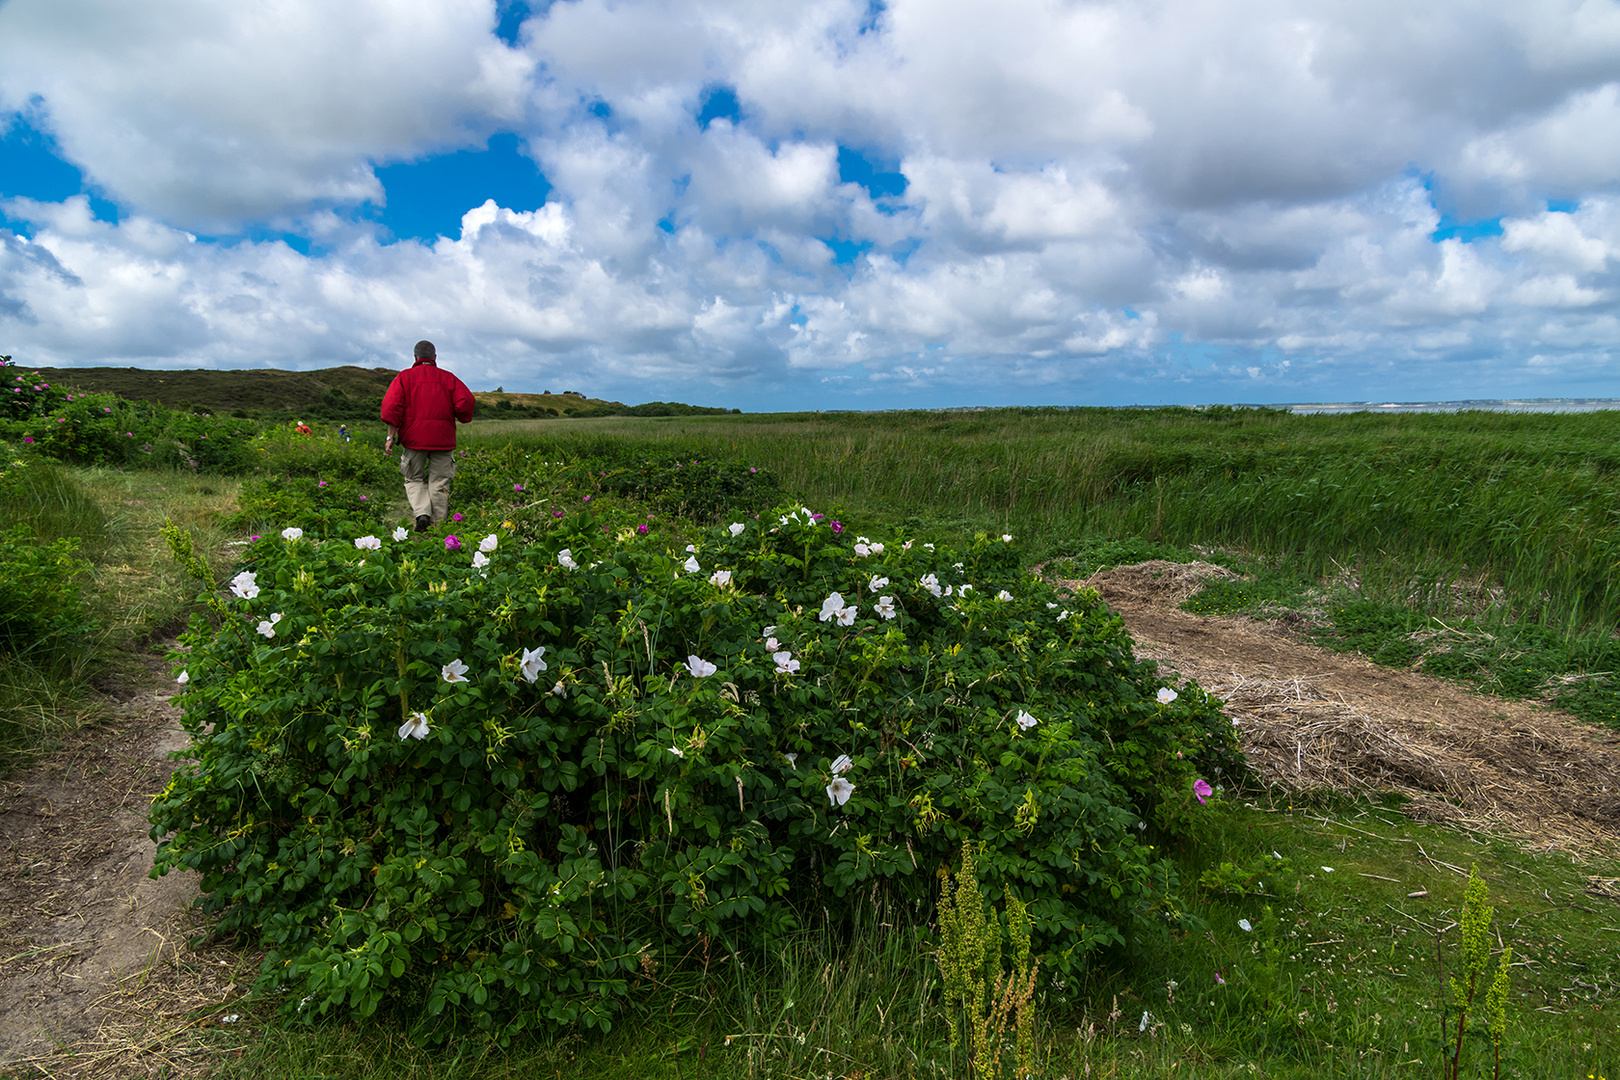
[380, 340, 475, 531]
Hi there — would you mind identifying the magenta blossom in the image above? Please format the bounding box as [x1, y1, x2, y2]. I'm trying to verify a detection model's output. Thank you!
[22, 437, 32, 444]
[831, 521, 843, 534]
[445, 535, 462, 551]
[553, 510, 564, 518]
[452, 512, 464, 522]
[638, 524, 648, 534]
[514, 483, 524, 492]
[583, 495, 591, 502]
[318, 480, 326, 487]
[1193, 778, 1213, 804]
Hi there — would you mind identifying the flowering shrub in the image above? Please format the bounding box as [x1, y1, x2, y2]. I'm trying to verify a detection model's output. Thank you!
[228, 474, 376, 534]
[152, 505, 1238, 1035]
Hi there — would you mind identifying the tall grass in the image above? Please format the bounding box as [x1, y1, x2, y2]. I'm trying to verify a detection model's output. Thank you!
[466, 407, 1620, 632]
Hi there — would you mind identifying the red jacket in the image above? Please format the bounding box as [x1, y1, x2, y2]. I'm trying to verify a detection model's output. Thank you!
[380, 359, 475, 451]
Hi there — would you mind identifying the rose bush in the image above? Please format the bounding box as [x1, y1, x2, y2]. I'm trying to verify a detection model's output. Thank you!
[152, 504, 1238, 1036]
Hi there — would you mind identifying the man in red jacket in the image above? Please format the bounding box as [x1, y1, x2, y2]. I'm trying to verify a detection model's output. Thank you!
[380, 340, 476, 531]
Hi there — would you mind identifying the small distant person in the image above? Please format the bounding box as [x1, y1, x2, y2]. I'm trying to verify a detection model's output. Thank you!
[380, 340, 475, 531]
[338, 424, 350, 442]
[295, 419, 312, 435]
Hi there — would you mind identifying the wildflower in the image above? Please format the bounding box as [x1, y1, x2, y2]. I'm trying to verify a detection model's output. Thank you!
[996, 589, 1013, 601]
[1193, 779, 1213, 804]
[766, 636, 780, 651]
[1057, 609, 1071, 621]
[582, 496, 590, 503]
[855, 542, 871, 556]
[773, 651, 800, 674]
[479, 534, 498, 552]
[229, 571, 259, 599]
[957, 584, 972, 597]
[669, 745, 685, 759]
[1320, 866, 1335, 873]
[831, 520, 843, 534]
[281, 527, 303, 541]
[398, 712, 430, 741]
[875, 596, 896, 619]
[920, 574, 942, 597]
[728, 522, 745, 536]
[869, 575, 889, 591]
[256, 612, 283, 638]
[702, 569, 731, 590]
[317, 480, 326, 487]
[21, 437, 31, 444]
[553, 510, 564, 518]
[688, 655, 717, 677]
[638, 524, 648, 534]
[472, 551, 490, 569]
[1002, 534, 1013, 542]
[831, 754, 853, 775]
[686, 544, 698, 553]
[513, 483, 524, 492]
[442, 659, 470, 683]
[683, 555, 701, 573]
[354, 535, 381, 551]
[550, 681, 567, 697]
[762, 625, 776, 635]
[1157, 687, 1178, 705]
[520, 646, 548, 682]
[176, 671, 189, 685]
[826, 777, 854, 807]
[558, 549, 578, 570]
[1046, 602, 1057, 609]
[452, 512, 465, 521]
[1238, 919, 1252, 932]
[1215, 972, 1226, 985]
[392, 526, 409, 541]
[818, 592, 846, 622]
[1140, 1011, 1151, 1033]
[1015, 710, 1037, 730]
[784, 753, 798, 769]
[869, 542, 884, 554]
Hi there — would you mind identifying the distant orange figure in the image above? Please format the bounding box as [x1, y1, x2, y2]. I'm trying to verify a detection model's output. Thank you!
[295, 420, 312, 435]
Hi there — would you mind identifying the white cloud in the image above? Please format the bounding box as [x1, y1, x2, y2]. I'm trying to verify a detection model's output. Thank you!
[0, 0, 531, 230]
[3, 0, 1620, 406]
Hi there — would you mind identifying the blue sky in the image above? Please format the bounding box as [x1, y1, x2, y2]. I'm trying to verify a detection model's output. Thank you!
[1, 0, 1618, 411]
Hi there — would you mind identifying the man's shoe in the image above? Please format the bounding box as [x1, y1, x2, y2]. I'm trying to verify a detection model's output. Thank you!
[415, 515, 432, 533]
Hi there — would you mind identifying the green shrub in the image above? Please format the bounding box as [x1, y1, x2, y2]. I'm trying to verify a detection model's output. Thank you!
[228, 474, 381, 534]
[0, 524, 95, 664]
[151, 505, 1239, 1037]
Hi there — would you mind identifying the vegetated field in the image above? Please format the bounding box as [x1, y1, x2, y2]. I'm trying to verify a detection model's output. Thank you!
[4, 404, 1619, 1080]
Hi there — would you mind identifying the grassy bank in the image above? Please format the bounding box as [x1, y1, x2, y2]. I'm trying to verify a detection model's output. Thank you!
[2, 409, 1617, 1079]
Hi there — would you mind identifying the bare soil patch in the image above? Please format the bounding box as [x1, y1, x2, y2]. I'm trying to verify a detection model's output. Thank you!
[1071, 560, 1620, 856]
[0, 648, 247, 1079]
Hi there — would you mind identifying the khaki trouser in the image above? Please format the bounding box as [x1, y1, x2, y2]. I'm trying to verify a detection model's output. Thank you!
[400, 447, 455, 523]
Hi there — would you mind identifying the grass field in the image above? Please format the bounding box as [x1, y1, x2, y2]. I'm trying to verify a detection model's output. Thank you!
[4, 405, 1619, 1079]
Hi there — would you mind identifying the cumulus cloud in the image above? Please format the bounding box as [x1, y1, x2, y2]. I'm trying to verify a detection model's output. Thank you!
[1, 0, 1619, 405]
[0, 0, 531, 230]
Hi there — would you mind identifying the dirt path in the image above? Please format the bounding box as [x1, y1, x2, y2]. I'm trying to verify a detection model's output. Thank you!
[1078, 561, 1620, 856]
[0, 648, 245, 1079]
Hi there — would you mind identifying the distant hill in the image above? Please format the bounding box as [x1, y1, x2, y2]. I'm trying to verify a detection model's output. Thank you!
[30, 366, 736, 419]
